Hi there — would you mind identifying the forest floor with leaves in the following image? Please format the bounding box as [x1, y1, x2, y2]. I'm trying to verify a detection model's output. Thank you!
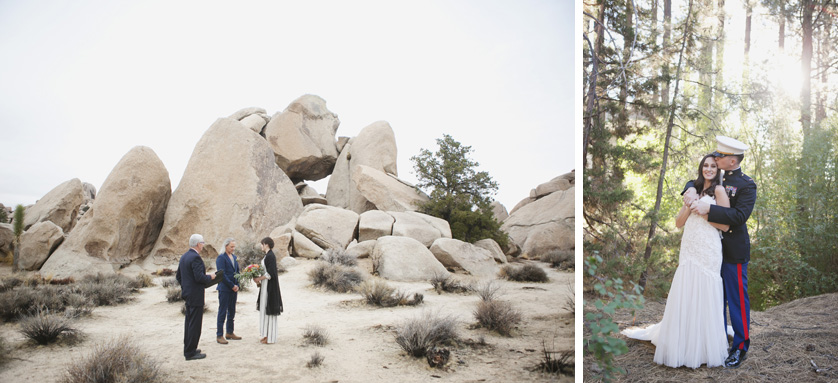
[584, 292, 838, 382]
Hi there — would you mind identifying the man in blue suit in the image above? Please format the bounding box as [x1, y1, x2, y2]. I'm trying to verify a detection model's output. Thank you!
[683, 136, 756, 368]
[215, 237, 241, 344]
[176, 234, 214, 361]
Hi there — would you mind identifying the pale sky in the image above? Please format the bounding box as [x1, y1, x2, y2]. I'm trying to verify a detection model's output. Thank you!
[0, 0, 574, 212]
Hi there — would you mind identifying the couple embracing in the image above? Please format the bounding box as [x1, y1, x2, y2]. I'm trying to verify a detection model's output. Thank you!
[623, 136, 755, 369]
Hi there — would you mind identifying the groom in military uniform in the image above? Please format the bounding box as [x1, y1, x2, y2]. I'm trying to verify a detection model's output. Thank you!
[682, 136, 756, 368]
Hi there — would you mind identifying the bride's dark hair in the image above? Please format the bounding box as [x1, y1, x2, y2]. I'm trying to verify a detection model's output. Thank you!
[694, 153, 721, 197]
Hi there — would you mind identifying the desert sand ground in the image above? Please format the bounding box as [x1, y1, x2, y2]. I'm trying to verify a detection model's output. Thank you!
[0, 259, 573, 382]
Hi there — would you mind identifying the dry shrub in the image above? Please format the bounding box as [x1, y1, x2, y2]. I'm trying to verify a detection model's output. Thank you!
[431, 273, 472, 294]
[0, 275, 23, 292]
[302, 324, 329, 346]
[308, 262, 364, 293]
[499, 264, 549, 283]
[475, 280, 501, 302]
[541, 249, 574, 269]
[357, 280, 423, 307]
[536, 340, 573, 375]
[61, 337, 164, 383]
[563, 282, 575, 316]
[395, 311, 459, 358]
[321, 248, 358, 267]
[166, 286, 183, 303]
[24, 273, 48, 287]
[35, 285, 68, 312]
[64, 293, 94, 318]
[306, 351, 324, 368]
[153, 268, 174, 276]
[135, 273, 154, 288]
[19, 309, 79, 345]
[160, 277, 178, 288]
[0, 287, 38, 321]
[49, 276, 75, 285]
[474, 299, 522, 337]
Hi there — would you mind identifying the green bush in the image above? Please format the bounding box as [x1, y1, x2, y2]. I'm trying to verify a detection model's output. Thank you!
[584, 254, 644, 382]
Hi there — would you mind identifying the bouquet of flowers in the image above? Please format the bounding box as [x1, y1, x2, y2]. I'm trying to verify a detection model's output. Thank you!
[234, 264, 264, 286]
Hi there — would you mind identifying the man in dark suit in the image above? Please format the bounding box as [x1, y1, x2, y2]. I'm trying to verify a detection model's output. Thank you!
[176, 234, 214, 361]
[215, 237, 241, 344]
[683, 136, 756, 368]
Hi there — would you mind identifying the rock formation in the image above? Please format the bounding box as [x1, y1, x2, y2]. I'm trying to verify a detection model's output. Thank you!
[294, 204, 359, 250]
[147, 118, 303, 265]
[41, 146, 171, 277]
[23, 178, 85, 233]
[372, 236, 449, 281]
[264, 95, 340, 182]
[326, 121, 398, 213]
[502, 171, 574, 258]
[18, 221, 64, 271]
[430, 238, 499, 277]
[352, 165, 428, 212]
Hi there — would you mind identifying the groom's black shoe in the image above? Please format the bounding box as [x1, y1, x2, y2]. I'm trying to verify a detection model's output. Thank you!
[724, 349, 747, 368]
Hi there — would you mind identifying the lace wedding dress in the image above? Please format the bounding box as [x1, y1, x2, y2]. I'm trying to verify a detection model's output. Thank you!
[622, 195, 728, 368]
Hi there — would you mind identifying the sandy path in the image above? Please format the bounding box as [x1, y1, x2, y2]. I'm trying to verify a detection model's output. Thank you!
[0, 259, 572, 382]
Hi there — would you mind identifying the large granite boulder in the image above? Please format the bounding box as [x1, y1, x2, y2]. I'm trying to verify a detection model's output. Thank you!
[346, 239, 375, 259]
[0, 224, 13, 260]
[372, 236, 449, 282]
[490, 201, 509, 223]
[391, 211, 452, 247]
[18, 221, 64, 271]
[352, 165, 429, 212]
[292, 231, 324, 259]
[228, 107, 270, 134]
[42, 146, 171, 277]
[429, 238, 498, 277]
[474, 238, 507, 264]
[294, 204, 359, 250]
[23, 178, 86, 233]
[264, 95, 340, 182]
[501, 185, 574, 258]
[297, 183, 327, 206]
[358, 210, 394, 242]
[326, 121, 398, 213]
[146, 118, 303, 265]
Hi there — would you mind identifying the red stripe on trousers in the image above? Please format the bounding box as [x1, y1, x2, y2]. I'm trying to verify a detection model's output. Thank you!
[738, 263, 749, 349]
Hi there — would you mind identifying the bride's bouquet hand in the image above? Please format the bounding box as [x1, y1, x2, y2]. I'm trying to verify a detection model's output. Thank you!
[234, 264, 265, 287]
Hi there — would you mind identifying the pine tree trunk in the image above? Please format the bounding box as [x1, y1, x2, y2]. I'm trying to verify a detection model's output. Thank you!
[662, 0, 672, 104]
[801, 0, 813, 136]
[639, 0, 695, 292]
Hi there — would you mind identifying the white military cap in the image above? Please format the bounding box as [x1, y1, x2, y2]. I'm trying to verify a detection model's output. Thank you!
[712, 135, 748, 157]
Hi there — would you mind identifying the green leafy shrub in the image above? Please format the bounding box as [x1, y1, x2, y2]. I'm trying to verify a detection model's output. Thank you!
[584, 254, 644, 382]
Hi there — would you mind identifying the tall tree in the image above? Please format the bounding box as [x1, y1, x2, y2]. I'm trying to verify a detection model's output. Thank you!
[410, 134, 506, 246]
[639, 0, 696, 292]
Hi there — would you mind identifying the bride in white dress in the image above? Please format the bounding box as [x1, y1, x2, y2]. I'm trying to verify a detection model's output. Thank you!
[623, 154, 731, 368]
